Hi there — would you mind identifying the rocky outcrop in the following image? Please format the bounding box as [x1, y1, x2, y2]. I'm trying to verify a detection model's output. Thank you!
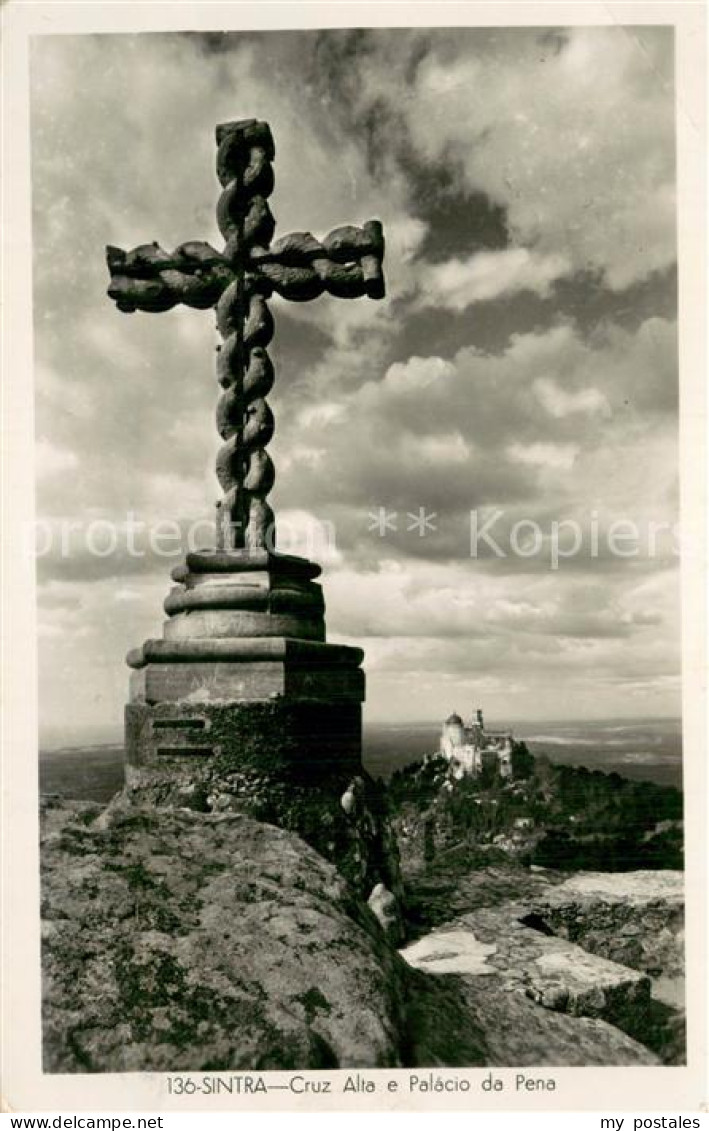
[454, 980, 659, 1068]
[41, 798, 402, 1071]
[387, 751, 685, 1066]
[521, 870, 686, 1063]
[40, 798, 678, 1072]
[525, 871, 684, 980]
[120, 701, 402, 909]
[400, 909, 658, 1065]
[399, 872, 685, 1066]
[403, 859, 566, 934]
[40, 796, 486, 1072]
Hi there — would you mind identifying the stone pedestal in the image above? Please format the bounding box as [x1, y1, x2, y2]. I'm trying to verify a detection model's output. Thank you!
[125, 549, 365, 785]
[121, 549, 401, 905]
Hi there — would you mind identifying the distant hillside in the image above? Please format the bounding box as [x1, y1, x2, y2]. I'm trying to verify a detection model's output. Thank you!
[388, 748, 683, 874]
[39, 746, 125, 803]
[364, 718, 683, 790]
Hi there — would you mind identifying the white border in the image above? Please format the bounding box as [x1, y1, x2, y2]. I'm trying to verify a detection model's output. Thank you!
[1, 0, 706, 1114]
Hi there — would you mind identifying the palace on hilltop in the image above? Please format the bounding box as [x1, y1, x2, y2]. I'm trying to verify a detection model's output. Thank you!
[440, 708, 514, 779]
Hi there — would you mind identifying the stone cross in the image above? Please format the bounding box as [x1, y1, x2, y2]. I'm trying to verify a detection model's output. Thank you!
[106, 118, 385, 551]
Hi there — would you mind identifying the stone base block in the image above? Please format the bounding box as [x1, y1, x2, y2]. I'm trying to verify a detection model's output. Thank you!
[162, 609, 324, 642]
[125, 637, 366, 784]
[125, 697, 363, 785]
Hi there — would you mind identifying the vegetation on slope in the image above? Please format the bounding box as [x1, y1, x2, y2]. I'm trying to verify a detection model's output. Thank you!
[387, 746, 683, 874]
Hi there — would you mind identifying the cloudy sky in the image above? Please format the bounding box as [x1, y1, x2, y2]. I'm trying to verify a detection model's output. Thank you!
[30, 25, 680, 743]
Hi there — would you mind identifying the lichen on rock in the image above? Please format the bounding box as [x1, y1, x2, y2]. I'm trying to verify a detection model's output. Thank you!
[41, 797, 410, 1071]
[41, 796, 492, 1072]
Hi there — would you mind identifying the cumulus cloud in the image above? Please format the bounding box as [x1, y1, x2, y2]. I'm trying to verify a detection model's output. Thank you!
[327, 561, 680, 723]
[507, 442, 579, 471]
[35, 439, 79, 479]
[418, 248, 571, 310]
[28, 28, 680, 732]
[349, 26, 675, 290]
[274, 317, 678, 527]
[534, 379, 611, 420]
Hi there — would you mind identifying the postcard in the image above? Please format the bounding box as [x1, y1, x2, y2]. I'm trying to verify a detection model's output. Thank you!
[1, 0, 706, 1117]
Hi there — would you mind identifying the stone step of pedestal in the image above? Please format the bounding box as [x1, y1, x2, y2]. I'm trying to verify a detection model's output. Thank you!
[127, 636, 364, 668]
[128, 634, 365, 705]
[130, 657, 365, 705]
[162, 609, 325, 641]
[164, 582, 324, 613]
[161, 552, 326, 642]
[172, 549, 321, 582]
[173, 570, 273, 590]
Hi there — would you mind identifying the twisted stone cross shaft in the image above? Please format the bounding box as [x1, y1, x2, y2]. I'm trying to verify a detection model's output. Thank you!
[106, 118, 385, 551]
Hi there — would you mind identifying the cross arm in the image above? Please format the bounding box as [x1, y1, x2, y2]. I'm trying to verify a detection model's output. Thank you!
[250, 220, 385, 301]
[105, 241, 235, 313]
[105, 220, 385, 313]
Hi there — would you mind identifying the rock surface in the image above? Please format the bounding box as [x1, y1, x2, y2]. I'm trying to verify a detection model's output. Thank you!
[40, 798, 673, 1072]
[400, 922, 660, 1063]
[455, 980, 659, 1068]
[399, 877, 685, 1066]
[367, 883, 403, 945]
[526, 870, 684, 979]
[41, 797, 408, 1071]
[402, 929, 498, 976]
[400, 908, 656, 1062]
[40, 796, 487, 1072]
[406, 862, 563, 933]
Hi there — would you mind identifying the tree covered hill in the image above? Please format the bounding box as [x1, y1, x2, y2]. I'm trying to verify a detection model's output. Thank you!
[387, 745, 683, 874]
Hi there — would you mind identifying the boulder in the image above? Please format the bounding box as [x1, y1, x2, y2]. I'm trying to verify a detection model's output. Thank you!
[399, 916, 657, 1066]
[41, 797, 410, 1071]
[367, 883, 402, 946]
[525, 871, 684, 980]
[456, 980, 658, 1067]
[40, 797, 489, 1072]
[400, 908, 655, 1054]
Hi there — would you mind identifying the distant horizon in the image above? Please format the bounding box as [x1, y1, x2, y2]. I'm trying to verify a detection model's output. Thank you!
[39, 712, 682, 752]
